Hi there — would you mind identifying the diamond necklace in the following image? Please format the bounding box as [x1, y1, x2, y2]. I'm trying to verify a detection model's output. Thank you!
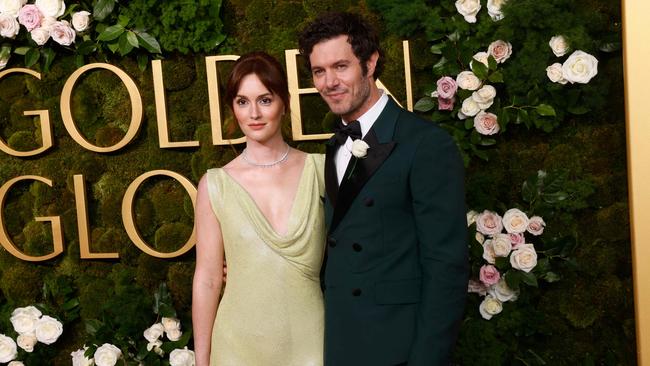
[241, 144, 290, 168]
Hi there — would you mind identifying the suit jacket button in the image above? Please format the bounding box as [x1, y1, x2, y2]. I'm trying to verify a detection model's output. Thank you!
[328, 237, 337, 248]
[352, 288, 362, 296]
[363, 197, 374, 207]
[352, 243, 362, 252]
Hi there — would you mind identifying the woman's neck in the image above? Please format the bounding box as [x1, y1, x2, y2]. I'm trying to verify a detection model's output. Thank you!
[243, 135, 288, 164]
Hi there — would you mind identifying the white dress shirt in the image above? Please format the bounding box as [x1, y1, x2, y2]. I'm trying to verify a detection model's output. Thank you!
[334, 92, 389, 184]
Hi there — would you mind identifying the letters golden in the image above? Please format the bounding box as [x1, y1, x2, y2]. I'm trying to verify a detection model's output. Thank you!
[0, 43, 412, 261]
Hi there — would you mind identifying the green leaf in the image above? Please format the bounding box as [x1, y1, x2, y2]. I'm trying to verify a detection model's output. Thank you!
[106, 41, 119, 53]
[504, 270, 521, 291]
[430, 43, 444, 55]
[487, 55, 497, 71]
[488, 71, 504, 83]
[25, 48, 40, 67]
[93, 0, 116, 22]
[479, 138, 496, 146]
[126, 31, 139, 48]
[118, 32, 134, 56]
[85, 319, 103, 335]
[97, 24, 125, 42]
[134, 31, 161, 54]
[432, 57, 447, 74]
[137, 53, 148, 71]
[464, 117, 474, 130]
[117, 15, 131, 27]
[536, 104, 556, 117]
[62, 298, 80, 311]
[75, 54, 85, 68]
[76, 40, 97, 55]
[520, 271, 538, 287]
[542, 272, 561, 283]
[13, 47, 30, 55]
[516, 109, 529, 124]
[568, 105, 590, 115]
[471, 60, 488, 80]
[414, 97, 436, 112]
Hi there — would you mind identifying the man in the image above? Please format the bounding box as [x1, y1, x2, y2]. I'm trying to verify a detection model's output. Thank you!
[299, 12, 469, 366]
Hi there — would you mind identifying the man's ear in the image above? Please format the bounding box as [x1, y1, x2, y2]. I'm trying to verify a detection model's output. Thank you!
[366, 51, 379, 78]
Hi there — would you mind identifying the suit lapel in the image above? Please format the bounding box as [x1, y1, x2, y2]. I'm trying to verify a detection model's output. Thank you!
[329, 98, 401, 232]
[324, 137, 339, 205]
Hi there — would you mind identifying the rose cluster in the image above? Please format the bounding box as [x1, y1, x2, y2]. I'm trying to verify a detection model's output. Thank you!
[431, 39, 512, 136]
[143, 316, 184, 355]
[0, 0, 91, 69]
[546, 35, 598, 85]
[0, 306, 64, 364]
[456, 0, 507, 23]
[467, 208, 546, 320]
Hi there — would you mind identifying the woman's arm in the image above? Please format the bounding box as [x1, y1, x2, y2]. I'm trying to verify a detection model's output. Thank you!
[192, 174, 225, 366]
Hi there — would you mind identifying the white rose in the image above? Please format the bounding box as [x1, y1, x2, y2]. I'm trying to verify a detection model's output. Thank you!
[471, 51, 489, 68]
[456, 71, 481, 91]
[460, 97, 481, 117]
[491, 233, 512, 257]
[39, 15, 56, 30]
[71, 347, 94, 366]
[549, 35, 570, 57]
[351, 139, 370, 158]
[475, 232, 485, 244]
[488, 40, 513, 63]
[146, 340, 164, 356]
[34, 0, 65, 18]
[94, 343, 122, 366]
[546, 63, 568, 84]
[166, 328, 183, 342]
[487, 0, 507, 21]
[50, 20, 75, 46]
[502, 208, 529, 233]
[30, 27, 50, 45]
[169, 347, 195, 366]
[479, 295, 503, 320]
[35, 315, 63, 345]
[0, 0, 26, 18]
[0, 14, 20, 38]
[492, 278, 518, 302]
[482, 239, 496, 264]
[10, 306, 42, 335]
[71, 10, 91, 32]
[473, 111, 500, 135]
[0, 334, 17, 363]
[562, 50, 598, 84]
[510, 243, 538, 272]
[161, 317, 181, 332]
[476, 210, 503, 236]
[471, 85, 496, 109]
[527, 216, 546, 236]
[16, 334, 37, 352]
[455, 0, 481, 23]
[466, 210, 479, 226]
[143, 323, 164, 343]
[8, 361, 24, 366]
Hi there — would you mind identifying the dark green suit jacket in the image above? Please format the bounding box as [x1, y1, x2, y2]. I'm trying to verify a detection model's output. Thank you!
[323, 98, 468, 366]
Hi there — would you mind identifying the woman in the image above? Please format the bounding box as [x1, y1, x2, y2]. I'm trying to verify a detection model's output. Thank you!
[192, 52, 325, 366]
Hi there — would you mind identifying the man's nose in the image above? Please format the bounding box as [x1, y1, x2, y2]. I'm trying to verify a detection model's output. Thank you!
[325, 70, 339, 89]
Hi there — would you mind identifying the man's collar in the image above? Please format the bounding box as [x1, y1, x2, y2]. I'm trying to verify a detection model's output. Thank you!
[341, 91, 389, 138]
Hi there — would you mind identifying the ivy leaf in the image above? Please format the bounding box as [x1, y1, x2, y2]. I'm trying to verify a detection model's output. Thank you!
[13, 47, 30, 55]
[25, 48, 40, 67]
[126, 31, 139, 48]
[97, 24, 125, 42]
[134, 31, 161, 54]
[536, 104, 556, 117]
[414, 97, 436, 112]
[93, 0, 116, 22]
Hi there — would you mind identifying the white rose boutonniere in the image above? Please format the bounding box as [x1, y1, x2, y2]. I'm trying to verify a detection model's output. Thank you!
[350, 139, 369, 158]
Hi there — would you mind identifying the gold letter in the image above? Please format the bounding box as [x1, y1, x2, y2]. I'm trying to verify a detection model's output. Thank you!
[285, 43, 414, 141]
[0, 68, 53, 157]
[122, 170, 197, 258]
[205, 55, 246, 145]
[60, 63, 143, 153]
[0, 176, 63, 261]
[152, 60, 199, 148]
[74, 174, 119, 259]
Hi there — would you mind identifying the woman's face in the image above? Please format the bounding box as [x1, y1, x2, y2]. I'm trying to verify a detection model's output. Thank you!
[233, 73, 285, 143]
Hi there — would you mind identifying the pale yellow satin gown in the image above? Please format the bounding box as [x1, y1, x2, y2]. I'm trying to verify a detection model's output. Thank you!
[205, 154, 325, 366]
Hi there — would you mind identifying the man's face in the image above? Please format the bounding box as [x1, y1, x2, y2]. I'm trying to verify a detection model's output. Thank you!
[309, 35, 377, 122]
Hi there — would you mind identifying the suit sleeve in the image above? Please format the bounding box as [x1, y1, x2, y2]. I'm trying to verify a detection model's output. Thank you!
[407, 128, 469, 366]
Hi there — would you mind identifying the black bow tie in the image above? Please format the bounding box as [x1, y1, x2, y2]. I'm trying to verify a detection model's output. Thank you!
[333, 120, 362, 145]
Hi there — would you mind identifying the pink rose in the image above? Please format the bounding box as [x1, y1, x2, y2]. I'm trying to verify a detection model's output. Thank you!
[479, 264, 501, 286]
[474, 111, 500, 135]
[476, 210, 503, 236]
[488, 40, 512, 63]
[468, 279, 487, 296]
[508, 232, 525, 249]
[436, 76, 458, 99]
[18, 4, 42, 32]
[438, 97, 455, 111]
[527, 216, 546, 236]
[50, 20, 75, 46]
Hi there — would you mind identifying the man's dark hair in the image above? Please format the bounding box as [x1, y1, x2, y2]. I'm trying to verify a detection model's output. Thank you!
[298, 12, 384, 80]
